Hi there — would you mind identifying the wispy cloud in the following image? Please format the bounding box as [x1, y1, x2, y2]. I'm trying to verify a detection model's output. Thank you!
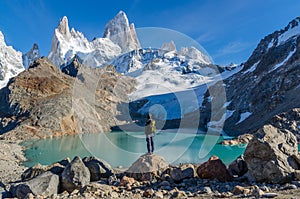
[214, 41, 254, 58]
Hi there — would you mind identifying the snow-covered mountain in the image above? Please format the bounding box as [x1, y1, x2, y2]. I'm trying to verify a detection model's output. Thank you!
[22, 43, 40, 69]
[198, 16, 300, 138]
[103, 11, 140, 53]
[48, 11, 141, 69]
[48, 16, 121, 68]
[111, 41, 235, 100]
[0, 31, 24, 89]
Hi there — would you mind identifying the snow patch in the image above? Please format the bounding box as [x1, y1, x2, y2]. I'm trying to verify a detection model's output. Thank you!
[242, 61, 259, 74]
[271, 48, 296, 71]
[277, 24, 300, 46]
[225, 110, 234, 120]
[236, 112, 252, 125]
[267, 38, 274, 49]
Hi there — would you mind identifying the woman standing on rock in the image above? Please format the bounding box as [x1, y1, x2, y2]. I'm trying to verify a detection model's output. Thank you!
[145, 113, 156, 154]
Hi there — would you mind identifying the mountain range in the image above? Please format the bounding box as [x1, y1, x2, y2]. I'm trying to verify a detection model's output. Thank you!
[0, 11, 299, 140]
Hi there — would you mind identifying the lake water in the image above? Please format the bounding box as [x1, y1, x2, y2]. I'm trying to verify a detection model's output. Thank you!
[22, 130, 246, 168]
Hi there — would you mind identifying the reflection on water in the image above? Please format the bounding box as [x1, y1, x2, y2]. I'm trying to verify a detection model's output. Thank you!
[22, 131, 246, 168]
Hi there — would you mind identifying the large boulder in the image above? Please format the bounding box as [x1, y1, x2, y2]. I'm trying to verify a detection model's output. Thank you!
[83, 156, 113, 181]
[244, 125, 300, 183]
[61, 156, 90, 192]
[21, 159, 69, 181]
[126, 154, 169, 181]
[228, 155, 248, 177]
[10, 171, 59, 198]
[21, 163, 47, 181]
[197, 156, 232, 182]
[169, 164, 196, 182]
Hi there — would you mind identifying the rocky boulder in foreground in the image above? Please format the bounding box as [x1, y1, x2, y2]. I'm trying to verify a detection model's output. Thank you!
[10, 171, 59, 198]
[61, 156, 90, 193]
[197, 155, 233, 182]
[244, 125, 300, 183]
[126, 154, 169, 181]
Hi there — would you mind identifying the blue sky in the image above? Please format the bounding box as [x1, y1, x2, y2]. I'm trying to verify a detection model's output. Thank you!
[0, 0, 300, 65]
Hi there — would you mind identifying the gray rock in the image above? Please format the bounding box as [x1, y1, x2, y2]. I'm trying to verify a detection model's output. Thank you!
[126, 154, 168, 181]
[21, 163, 48, 181]
[262, 193, 279, 198]
[61, 156, 90, 192]
[244, 125, 299, 183]
[169, 164, 195, 182]
[82, 156, 113, 181]
[158, 180, 171, 188]
[203, 186, 212, 194]
[282, 184, 297, 190]
[10, 171, 59, 198]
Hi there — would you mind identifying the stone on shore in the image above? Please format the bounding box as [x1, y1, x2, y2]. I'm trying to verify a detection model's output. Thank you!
[10, 171, 59, 198]
[169, 164, 196, 182]
[244, 125, 300, 183]
[83, 156, 113, 181]
[61, 156, 90, 192]
[197, 155, 232, 182]
[228, 155, 248, 177]
[126, 154, 169, 181]
[222, 134, 254, 145]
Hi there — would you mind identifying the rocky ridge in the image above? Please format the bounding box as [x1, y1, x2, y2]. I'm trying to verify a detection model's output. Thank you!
[103, 11, 141, 53]
[0, 57, 135, 141]
[198, 16, 300, 138]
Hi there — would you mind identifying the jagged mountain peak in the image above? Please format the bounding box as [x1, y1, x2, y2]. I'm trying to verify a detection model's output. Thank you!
[103, 10, 141, 53]
[22, 43, 40, 69]
[57, 16, 71, 39]
[240, 16, 300, 74]
[161, 40, 177, 52]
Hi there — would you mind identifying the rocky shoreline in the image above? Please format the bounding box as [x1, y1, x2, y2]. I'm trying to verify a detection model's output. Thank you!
[2, 124, 300, 198]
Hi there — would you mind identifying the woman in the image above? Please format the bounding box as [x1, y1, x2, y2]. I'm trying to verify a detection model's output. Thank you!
[145, 113, 156, 154]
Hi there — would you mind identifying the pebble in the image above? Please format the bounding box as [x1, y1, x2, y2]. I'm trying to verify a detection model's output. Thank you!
[203, 186, 212, 194]
[282, 184, 298, 190]
[110, 191, 119, 198]
[262, 193, 279, 198]
[154, 190, 164, 199]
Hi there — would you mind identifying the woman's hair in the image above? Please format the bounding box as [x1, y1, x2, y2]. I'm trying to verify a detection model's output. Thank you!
[147, 113, 152, 119]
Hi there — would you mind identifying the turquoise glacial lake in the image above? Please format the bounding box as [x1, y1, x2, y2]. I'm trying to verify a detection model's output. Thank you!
[22, 130, 246, 168]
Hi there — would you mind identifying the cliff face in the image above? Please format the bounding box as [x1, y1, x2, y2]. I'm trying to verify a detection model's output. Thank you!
[198, 17, 300, 137]
[0, 57, 135, 140]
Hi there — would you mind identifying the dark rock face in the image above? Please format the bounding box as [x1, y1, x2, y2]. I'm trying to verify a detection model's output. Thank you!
[0, 57, 135, 140]
[22, 43, 40, 69]
[244, 125, 300, 183]
[61, 156, 90, 193]
[10, 171, 59, 198]
[270, 108, 300, 140]
[83, 156, 114, 181]
[197, 156, 232, 182]
[199, 17, 300, 137]
[61, 57, 82, 77]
